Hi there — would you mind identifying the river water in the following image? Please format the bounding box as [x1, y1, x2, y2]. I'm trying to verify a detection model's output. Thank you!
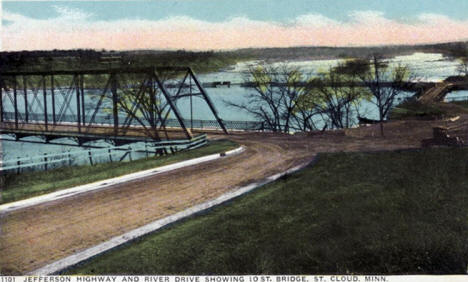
[2, 52, 467, 162]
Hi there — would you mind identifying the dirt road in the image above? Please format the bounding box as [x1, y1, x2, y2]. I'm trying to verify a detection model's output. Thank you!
[1, 117, 465, 274]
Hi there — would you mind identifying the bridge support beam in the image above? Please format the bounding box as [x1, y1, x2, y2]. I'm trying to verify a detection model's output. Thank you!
[13, 76, 18, 129]
[152, 68, 193, 140]
[43, 75, 48, 131]
[0, 76, 3, 123]
[80, 74, 85, 126]
[51, 75, 56, 125]
[23, 76, 28, 123]
[75, 74, 81, 133]
[188, 68, 228, 134]
[111, 74, 119, 136]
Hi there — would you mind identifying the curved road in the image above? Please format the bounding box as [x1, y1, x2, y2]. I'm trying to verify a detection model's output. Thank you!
[0, 128, 435, 274]
[0, 133, 316, 274]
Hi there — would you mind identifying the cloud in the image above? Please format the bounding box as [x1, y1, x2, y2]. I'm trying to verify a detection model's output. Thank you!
[3, 7, 468, 51]
[348, 10, 391, 25]
[294, 14, 338, 28]
[52, 5, 92, 20]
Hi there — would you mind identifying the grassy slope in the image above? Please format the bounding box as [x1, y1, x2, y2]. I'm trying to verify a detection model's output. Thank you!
[1, 140, 237, 204]
[66, 148, 468, 275]
[390, 99, 468, 120]
[451, 100, 468, 110]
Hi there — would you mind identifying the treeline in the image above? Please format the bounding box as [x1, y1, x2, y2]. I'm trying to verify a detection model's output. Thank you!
[1, 41, 468, 73]
[428, 41, 468, 58]
[233, 41, 468, 61]
[120, 50, 246, 73]
[0, 49, 248, 74]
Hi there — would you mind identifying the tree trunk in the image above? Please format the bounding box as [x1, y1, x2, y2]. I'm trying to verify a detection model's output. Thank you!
[379, 110, 385, 137]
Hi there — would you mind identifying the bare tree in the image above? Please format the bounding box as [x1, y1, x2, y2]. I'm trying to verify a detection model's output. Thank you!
[307, 61, 370, 129]
[357, 55, 410, 136]
[226, 63, 319, 133]
[227, 62, 373, 132]
[227, 58, 409, 134]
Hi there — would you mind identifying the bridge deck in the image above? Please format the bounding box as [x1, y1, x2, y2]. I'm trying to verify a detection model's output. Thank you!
[0, 122, 194, 144]
[418, 80, 468, 103]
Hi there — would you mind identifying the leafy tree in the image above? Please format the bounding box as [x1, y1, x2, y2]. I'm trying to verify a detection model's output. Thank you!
[457, 56, 468, 76]
[450, 47, 468, 76]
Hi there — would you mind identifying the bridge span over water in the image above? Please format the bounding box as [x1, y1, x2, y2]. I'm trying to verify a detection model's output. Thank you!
[0, 67, 228, 145]
[2, 64, 467, 146]
[418, 80, 468, 103]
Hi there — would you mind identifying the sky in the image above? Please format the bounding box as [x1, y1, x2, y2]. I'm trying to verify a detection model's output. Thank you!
[2, 0, 468, 51]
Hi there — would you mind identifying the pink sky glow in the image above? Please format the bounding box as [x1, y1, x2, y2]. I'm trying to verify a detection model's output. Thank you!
[3, 10, 468, 51]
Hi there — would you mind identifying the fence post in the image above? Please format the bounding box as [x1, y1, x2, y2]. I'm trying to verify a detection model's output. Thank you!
[145, 143, 149, 158]
[88, 150, 94, 166]
[44, 153, 48, 171]
[16, 157, 20, 175]
[200, 120, 203, 129]
[108, 148, 113, 162]
[128, 147, 133, 161]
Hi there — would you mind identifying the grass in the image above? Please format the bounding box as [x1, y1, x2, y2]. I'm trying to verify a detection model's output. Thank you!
[65, 147, 468, 275]
[390, 99, 468, 120]
[450, 100, 468, 110]
[0, 139, 238, 204]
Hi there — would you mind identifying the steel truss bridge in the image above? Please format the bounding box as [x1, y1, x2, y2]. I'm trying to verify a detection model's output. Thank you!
[0, 67, 228, 146]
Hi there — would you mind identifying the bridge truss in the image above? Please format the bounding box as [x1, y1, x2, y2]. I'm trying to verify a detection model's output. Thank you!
[0, 67, 227, 145]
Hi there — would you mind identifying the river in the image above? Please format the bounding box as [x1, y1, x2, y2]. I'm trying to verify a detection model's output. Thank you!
[2, 52, 467, 164]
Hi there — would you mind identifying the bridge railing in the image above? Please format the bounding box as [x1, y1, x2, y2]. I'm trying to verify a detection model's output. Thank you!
[0, 134, 207, 174]
[0, 111, 265, 131]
